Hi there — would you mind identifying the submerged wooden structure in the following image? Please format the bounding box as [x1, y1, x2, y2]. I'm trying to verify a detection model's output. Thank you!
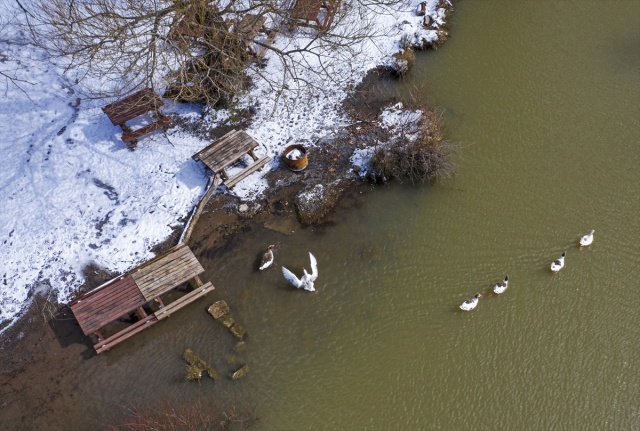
[193, 129, 271, 189]
[70, 243, 214, 354]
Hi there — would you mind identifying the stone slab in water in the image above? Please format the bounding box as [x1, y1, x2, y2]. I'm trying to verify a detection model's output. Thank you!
[230, 323, 247, 340]
[220, 314, 235, 328]
[229, 364, 249, 380]
[182, 348, 219, 381]
[208, 300, 229, 319]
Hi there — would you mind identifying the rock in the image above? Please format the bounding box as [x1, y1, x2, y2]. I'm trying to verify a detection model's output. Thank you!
[208, 300, 229, 319]
[233, 341, 247, 352]
[238, 204, 249, 213]
[182, 348, 218, 381]
[263, 217, 297, 235]
[294, 182, 344, 226]
[220, 314, 235, 328]
[229, 323, 247, 340]
[229, 364, 249, 380]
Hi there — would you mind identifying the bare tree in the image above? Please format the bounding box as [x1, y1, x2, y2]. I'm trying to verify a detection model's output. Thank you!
[15, 0, 404, 106]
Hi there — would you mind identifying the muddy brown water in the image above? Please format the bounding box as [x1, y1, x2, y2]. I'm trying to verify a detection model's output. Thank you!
[2, 1, 640, 430]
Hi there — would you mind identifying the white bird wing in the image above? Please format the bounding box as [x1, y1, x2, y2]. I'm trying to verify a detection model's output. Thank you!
[282, 266, 303, 288]
[308, 253, 318, 281]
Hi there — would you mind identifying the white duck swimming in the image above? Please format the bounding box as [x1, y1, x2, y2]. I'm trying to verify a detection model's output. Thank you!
[550, 252, 566, 273]
[282, 252, 318, 292]
[493, 275, 509, 294]
[579, 229, 595, 247]
[460, 293, 482, 311]
[259, 245, 275, 270]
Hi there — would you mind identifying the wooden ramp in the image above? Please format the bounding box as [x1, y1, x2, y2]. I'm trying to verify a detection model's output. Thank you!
[193, 129, 271, 188]
[70, 243, 214, 354]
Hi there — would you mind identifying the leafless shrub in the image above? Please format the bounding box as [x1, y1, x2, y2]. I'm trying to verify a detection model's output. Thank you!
[369, 100, 457, 184]
[108, 398, 258, 431]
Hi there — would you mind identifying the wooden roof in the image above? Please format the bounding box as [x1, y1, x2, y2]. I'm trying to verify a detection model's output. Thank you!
[69, 275, 146, 335]
[130, 243, 204, 301]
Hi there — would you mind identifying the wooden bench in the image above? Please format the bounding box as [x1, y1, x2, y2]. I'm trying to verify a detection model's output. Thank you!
[224, 155, 271, 188]
[121, 115, 172, 143]
[102, 88, 172, 146]
[95, 314, 159, 354]
[154, 282, 214, 321]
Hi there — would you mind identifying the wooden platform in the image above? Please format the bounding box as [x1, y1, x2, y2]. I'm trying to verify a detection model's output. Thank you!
[193, 129, 271, 188]
[102, 88, 172, 146]
[69, 243, 214, 354]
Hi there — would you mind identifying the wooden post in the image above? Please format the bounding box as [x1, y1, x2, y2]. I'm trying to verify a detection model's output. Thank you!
[136, 307, 147, 319]
[248, 148, 259, 161]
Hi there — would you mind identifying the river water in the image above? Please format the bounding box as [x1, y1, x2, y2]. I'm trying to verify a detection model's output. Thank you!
[6, 1, 640, 430]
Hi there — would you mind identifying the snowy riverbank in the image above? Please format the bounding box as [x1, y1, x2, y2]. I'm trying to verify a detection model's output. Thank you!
[0, 0, 450, 332]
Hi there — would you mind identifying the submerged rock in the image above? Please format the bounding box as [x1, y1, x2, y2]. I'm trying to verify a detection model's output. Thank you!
[220, 314, 235, 328]
[229, 323, 247, 340]
[229, 364, 249, 380]
[182, 348, 218, 381]
[208, 300, 229, 319]
[233, 341, 247, 352]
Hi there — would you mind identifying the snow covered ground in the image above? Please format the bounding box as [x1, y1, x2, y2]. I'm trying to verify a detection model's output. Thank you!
[0, 0, 449, 332]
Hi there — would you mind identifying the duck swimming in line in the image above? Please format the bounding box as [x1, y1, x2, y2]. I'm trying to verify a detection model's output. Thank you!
[282, 252, 318, 292]
[493, 275, 509, 294]
[259, 245, 275, 270]
[579, 229, 595, 247]
[460, 293, 482, 311]
[550, 252, 566, 273]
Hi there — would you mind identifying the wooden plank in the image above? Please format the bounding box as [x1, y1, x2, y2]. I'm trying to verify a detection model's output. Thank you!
[199, 133, 256, 167]
[130, 243, 191, 275]
[180, 174, 221, 244]
[121, 116, 172, 143]
[135, 259, 204, 300]
[154, 282, 215, 321]
[202, 140, 260, 172]
[195, 130, 259, 171]
[94, 315, 159, 354]
[131, 246, 201, 285]
[199, 135, 251, 164]
[70, 275, 147, 335]
[102, 89, 163, 126]
[192, 129, 240, 160]
[225, 155, 272, 188]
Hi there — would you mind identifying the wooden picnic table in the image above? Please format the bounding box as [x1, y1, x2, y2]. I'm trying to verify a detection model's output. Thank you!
[290, 0, 338, 30]
[101, 88, 171, 146]
[69, 243, 214, 354]
[192, 129, 271, 188]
